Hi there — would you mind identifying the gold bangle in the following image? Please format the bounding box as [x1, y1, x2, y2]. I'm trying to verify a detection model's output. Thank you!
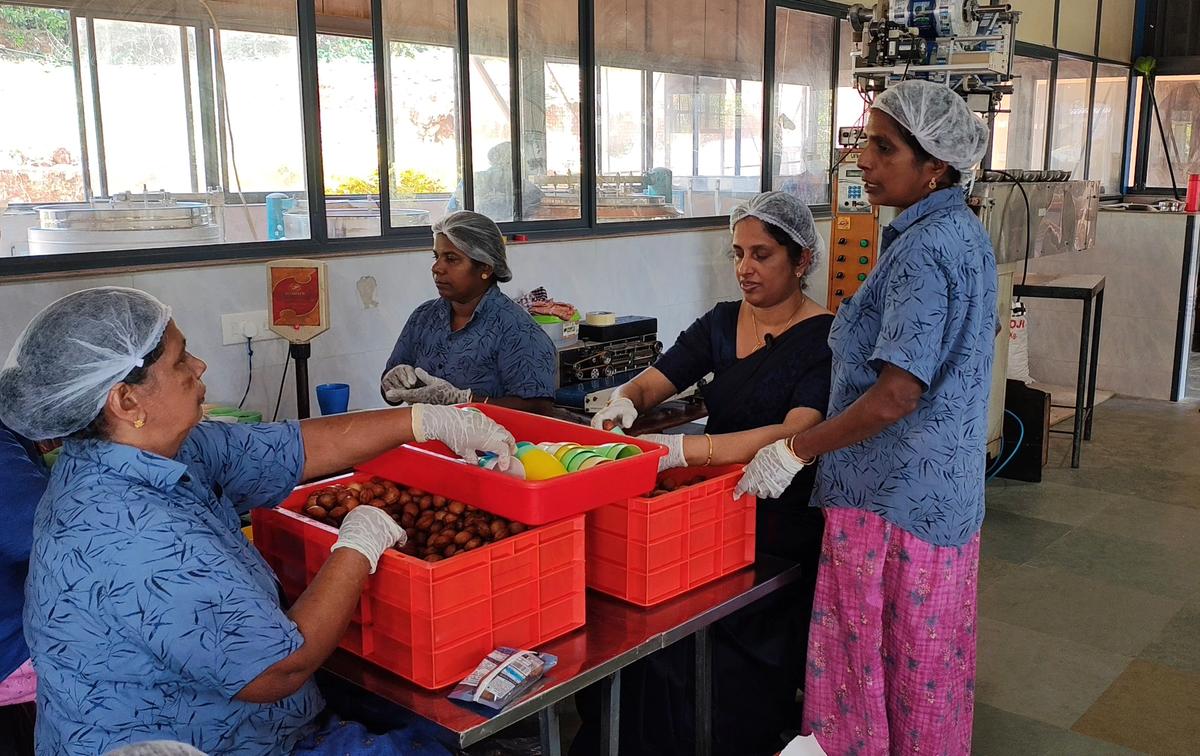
[704, 434, 714, 467]
[787, 434, 816, 465]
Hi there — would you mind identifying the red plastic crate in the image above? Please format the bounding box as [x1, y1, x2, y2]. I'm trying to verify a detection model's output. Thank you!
[585, 465, 755, 607]
[358, 403, 667, 524]
[252, 473, 586, 690]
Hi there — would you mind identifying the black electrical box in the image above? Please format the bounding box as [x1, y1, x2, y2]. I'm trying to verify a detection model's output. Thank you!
[995, 380, 1050, 483]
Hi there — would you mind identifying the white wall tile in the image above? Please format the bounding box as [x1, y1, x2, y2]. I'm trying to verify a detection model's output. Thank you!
[0, 228, 758, 420]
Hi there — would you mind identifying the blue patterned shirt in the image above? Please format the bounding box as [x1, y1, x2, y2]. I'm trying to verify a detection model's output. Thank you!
[814, 188, 998, 547]
[384, 285, 557, 400]
[25, 421, 323, 756]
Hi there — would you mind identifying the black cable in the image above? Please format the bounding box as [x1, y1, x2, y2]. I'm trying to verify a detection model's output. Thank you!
[988, 169, 1032, 294]
[829, 99, 872, 175]
[237, 336, 253, 410]
[271, 350, 291, 422]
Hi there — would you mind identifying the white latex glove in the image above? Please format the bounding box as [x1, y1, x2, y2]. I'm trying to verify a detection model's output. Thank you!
[330, 505, 406, 573]
[385, 368, 472, 406]
[410, 404, 516, 469]
[591, 392, 638, 431]
[381, 364, 419, 401]
[733, 439, 809, 500]
[639, 433, 687, 472]
[780, 733, 829, 756]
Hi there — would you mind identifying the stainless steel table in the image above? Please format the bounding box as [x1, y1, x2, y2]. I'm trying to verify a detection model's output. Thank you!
[318, 556, 803, 754]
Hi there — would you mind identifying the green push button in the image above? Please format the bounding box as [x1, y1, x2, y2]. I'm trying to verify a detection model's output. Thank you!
[859, 239, 870, 248]
[858, 255, 869, 265]
[857, 273, 867, 281]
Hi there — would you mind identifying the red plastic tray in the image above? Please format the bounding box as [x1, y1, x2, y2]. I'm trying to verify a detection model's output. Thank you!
[585, 465, 756, 607]
[252, 472, 586, 690]
[357, 404, 667, 525]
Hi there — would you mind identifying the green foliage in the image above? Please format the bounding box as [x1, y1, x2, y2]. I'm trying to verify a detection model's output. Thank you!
[0, 6, 71, 64]
[317, 34, 371, 63]
[327, 169, 445, 196]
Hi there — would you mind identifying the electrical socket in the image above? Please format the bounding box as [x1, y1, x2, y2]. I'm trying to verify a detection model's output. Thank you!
[220, 311, 279, 346]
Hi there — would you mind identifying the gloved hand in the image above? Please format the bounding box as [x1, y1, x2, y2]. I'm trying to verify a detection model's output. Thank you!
[410, 404, 516, 469]
[639, 433, 687, 472]
[733, 439, 810, 500]
[381, 364, 419, 402]
[591, 389, 638, 431]
[330, 505, 406, 573]
[385, 368, 472, 406]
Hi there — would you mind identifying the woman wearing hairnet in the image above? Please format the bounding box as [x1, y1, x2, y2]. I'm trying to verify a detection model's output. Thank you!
[0, 287, 516, 756]
[575, 192, 833, 756]
[739, 80, 998, 754]
[381, 210, 557, 414]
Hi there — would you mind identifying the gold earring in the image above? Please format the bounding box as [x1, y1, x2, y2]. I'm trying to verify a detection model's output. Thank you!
[482, 272, 489, 280]
[134, 417, 145, 429]
[928, 177, 938, 190]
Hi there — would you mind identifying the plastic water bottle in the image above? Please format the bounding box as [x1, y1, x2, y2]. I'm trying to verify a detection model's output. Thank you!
[1186, 174, 1200, 214]
[266, 193, 292, 240]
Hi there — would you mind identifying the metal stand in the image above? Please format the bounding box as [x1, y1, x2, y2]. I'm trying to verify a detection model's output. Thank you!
[694, 626, 713, 756]
[538, 701, 562, 756]
[1013, 275, 1105, 468]
[290, 341, 312, 419]
[598, 671, 621, 756]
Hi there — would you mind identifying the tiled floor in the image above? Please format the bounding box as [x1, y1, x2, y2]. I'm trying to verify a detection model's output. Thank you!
[974, 396, 1200, 755]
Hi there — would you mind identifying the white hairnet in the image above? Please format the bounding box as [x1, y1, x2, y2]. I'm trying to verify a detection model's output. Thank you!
[729, 191, 825, 264]
[0, 287, 171, 440]
[433, 210, 512, 282]
[872, 79, 990, 176]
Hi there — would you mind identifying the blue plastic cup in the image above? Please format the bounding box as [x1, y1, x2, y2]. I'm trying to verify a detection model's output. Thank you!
[316, 383, 350, 415]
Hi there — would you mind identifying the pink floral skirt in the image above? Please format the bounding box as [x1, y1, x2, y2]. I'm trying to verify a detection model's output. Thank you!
[802, 508, 980, 756]
[0, 659, 36, 707]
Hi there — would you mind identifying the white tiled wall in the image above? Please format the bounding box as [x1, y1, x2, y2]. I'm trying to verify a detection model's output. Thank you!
[1023, 212, 1189, 400]
[0, 222, 833, 420]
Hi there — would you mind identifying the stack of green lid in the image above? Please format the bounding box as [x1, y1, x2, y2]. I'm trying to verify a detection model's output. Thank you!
[206, 407, 264, 424]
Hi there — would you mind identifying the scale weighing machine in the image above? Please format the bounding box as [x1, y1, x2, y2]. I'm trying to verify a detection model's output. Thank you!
[267, 258, 330, 419]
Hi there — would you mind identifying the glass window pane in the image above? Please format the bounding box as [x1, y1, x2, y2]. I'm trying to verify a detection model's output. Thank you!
[1050, 56, 1093, 178]
[94, 19, 194, 194]
[0, 4, 84, 205]
[1088, 63, 1130, 196]
[219, 28, 306, 194]
[772, 8, 834, 207]
[992, 56, 1051, 171]
[1145, 74, 1200, 190]
[835, 20, 867, 138]
[8, 1, 308, 257]
[318, 32, 381, 238]
[466, 0, 514, 222]
[595, 0, 765, 222]
[384, 0, 460, 227]
[597, 66, 645, 175]
[517, 0, 580, 221]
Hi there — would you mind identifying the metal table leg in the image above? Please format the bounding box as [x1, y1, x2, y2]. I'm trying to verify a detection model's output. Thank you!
[695, 626, 713, 756]
[540, 701, 562, 756]
[598, 670, 621, 756]
[1071, 297, 1093, 468]
[1085, 290, 1104, 440]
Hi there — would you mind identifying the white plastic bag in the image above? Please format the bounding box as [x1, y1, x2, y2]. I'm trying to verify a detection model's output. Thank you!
[1006, 301, 1034, 383]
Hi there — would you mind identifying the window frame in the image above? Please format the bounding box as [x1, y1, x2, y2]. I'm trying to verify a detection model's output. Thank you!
[3, 0, 1143, 278]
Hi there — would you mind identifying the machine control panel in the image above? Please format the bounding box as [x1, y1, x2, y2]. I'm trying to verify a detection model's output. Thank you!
[827, 151, 879, 312]
[836, 159, 871, 214]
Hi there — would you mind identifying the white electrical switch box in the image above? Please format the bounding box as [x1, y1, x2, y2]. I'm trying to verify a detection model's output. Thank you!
[220, 311, 278, 346]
